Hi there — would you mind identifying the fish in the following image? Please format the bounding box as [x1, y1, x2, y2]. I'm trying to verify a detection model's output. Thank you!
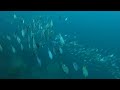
[33, 36, 37, 49]
[32, 19, 35, 23]
[109, 54, 114, 58]
[20, 44, 24, 51]
[29, 44, 31, 49]
[21, 29, 25, 37]
[100, 58, 104, 62]
[46, 23, 49, 28]
[64, 34, 68, 37]
[11, 46, 16, 53]
[36, 56, 42, 67]
[59, 47, 63, 54]
[65, 17, 68, 21]
[73, 62, 79, 71]
[61, 63, 69, 74]
[27, 35, 31, 49]
[82, 66, 88, 78]
[30, 30, 34, 39]
[22, 19, 25, 24]
[6, 35, 11, 41]
[0, 44, 3, 52]
[13, 14, 17, 19]
[53, 47, 56, 55]
[48, 48, 53, 60]
[59, 34, 65, 45]
[16, 36, 21, 44]
[40, 26, 43, 29]
[50, 20, 53, 27]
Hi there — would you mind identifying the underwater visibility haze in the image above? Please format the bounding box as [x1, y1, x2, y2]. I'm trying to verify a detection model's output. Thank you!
[0, 11, 120, 79]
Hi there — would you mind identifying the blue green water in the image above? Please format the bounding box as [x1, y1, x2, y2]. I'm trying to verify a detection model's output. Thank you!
[0, 11, 120, 79]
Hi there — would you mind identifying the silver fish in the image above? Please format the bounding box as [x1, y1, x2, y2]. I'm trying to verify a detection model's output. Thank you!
[36, 56, 42, 67]
[62, 63, 69, 74]
[59, 34, 65, 45]
[16, 36, 21, 44]
[59, 47, 63, 54]
[73, 62, 79, 71]
[50, 20, 53, 27]
[28, 36, 31, 49]
[109, 54, 114, 58]
[22, 19, 25, 24]
[6, 35, 11, 41]
[29, 43, 31, 49]
[21, 29, 25, 37]
[33, 36, 37, 49]
[0, 44, 3, 52]
[48, 48, 53, 60]
[53, 47, 56, 55]
[11, 46, 16, 53]
[65, 17, 68, 21]
[82, 66, 88, 78]
[13, 14, 17, 19]
[20, 44, 24, 51]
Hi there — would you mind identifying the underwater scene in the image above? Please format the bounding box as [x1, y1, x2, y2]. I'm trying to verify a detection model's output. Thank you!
[0, 11, 120, 79]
